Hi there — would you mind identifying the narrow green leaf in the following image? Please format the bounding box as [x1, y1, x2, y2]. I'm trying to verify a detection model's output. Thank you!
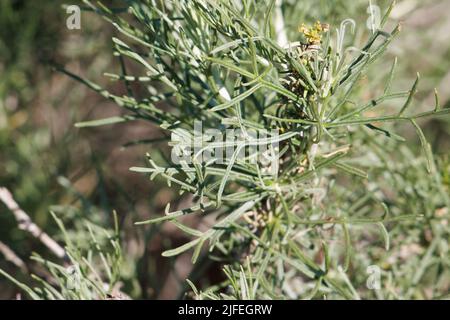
[211, 83, 262, 111]
[172, 220, 204, 237]
[434, 88, 440, 112]
[341, 223, 352, 272]
[411, 119, 433, 173]
[264, 0, 276, 37]
[186, 279, 199, 296]
[334, 161, 368, 179]
[376, 222, 390, 251]
[384, 57, 397, 94]
[191, 238, 206, 263]
[75, 115, 137, 128]
[381, 1, 396, 28]
[206, 57, 254, 78]
[399, 73, 420, 116]
[162, 237, 202, 257]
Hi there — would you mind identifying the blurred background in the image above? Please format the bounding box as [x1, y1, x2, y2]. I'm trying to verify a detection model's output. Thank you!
[0, 0, 449, 299]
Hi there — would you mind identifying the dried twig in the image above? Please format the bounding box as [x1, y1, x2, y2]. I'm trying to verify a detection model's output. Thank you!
[0, 187, 66, 260]
[0, 241, 27, 272]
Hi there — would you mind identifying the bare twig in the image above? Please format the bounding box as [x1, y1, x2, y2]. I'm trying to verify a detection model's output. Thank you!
[0, 241, 27, 272]
[0, 187, 66, 259]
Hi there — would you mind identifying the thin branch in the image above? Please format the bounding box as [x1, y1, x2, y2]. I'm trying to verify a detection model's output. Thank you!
[0, 187, 66, 260]
[0, 241, 27, 272]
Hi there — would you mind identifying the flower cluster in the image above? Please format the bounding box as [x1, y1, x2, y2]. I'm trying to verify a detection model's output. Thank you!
[299, 21, 329, 46]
